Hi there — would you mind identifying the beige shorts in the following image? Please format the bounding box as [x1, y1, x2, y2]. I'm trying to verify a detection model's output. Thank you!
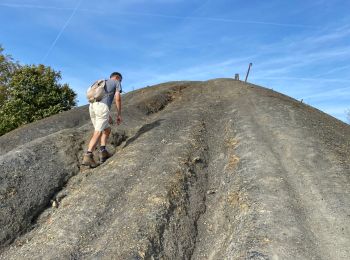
[89, 102, 110, 131]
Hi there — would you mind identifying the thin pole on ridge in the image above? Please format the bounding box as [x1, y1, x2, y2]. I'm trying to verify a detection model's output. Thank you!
[245, 63, 253, 83]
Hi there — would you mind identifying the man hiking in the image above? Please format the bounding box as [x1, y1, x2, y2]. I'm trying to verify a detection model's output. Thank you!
[82, 72, 123, 168]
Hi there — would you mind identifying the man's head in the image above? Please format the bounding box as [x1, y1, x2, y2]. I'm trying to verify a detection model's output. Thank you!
[110, 72, 122, 81]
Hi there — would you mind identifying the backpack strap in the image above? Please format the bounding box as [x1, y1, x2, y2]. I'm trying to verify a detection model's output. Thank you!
[103, 79, 122, 97]
[103, 80, 116, 98]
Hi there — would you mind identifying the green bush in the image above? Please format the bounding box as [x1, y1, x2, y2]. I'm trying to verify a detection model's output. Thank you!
[0, 46, 19, 106]
[0, 46, 77, 136]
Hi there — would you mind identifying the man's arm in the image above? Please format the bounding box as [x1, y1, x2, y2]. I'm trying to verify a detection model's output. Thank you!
[115, 91, 122, 125]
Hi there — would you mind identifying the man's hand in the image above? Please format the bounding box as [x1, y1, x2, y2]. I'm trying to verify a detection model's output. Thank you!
[109, 115, 113, 125]
[116, 115, 122, 125]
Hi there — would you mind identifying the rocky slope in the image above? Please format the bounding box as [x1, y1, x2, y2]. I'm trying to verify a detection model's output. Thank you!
[0, 79, 349, 260]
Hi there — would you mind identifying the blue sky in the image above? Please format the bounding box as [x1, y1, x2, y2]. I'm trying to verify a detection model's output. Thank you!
[0, 0, 349, 122]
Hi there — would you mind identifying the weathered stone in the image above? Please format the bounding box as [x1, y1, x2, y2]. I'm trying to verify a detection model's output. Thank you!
[0, 79, 349, 260]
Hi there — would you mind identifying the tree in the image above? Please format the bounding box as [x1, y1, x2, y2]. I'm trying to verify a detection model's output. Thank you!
[0, 64, 77, 135]
[0, 45, 19, 106]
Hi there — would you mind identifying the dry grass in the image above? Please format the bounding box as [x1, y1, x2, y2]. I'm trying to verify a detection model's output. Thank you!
[227, 192, 249, 212]
[225, 137, 238, 148]
[227, 154, 240, 169]
[227, 192, 240, 206]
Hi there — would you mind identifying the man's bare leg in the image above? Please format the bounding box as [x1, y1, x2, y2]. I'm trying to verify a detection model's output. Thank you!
[82, 131, 102, 168]
[100, 127, 111, 147]
[100, 127, 112, 162]
[87, 131, 103, 152]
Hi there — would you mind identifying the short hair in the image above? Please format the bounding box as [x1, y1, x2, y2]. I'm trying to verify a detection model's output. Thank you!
[110, 72, 122, 79]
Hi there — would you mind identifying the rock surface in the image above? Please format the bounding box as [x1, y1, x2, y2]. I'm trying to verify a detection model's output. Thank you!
[0, 79, 349, 259]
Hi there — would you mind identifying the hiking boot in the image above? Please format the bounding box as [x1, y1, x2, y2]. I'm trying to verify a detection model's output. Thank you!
[100, 149, 112, 163]
[82, 153, 98, 168]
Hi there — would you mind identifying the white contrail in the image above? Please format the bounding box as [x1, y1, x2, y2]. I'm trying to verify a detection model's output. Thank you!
[117, 11, 320, 29]
[0, 3, 72, 11]
[0, 2, 319, 29]
[255, 76, 350, 83]
[41, 0, 83, 62]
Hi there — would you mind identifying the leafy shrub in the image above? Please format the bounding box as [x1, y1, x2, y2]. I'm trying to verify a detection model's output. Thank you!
[0, 46, 76, 136]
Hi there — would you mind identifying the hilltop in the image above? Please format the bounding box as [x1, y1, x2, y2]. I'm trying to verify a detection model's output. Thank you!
[0, 79, 349, 259]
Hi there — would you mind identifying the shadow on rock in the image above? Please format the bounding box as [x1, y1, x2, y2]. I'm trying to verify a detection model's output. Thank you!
[123, 119, 164, 148]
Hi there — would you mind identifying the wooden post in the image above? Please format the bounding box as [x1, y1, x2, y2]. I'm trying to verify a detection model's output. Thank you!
[245, 63, 253, 83]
